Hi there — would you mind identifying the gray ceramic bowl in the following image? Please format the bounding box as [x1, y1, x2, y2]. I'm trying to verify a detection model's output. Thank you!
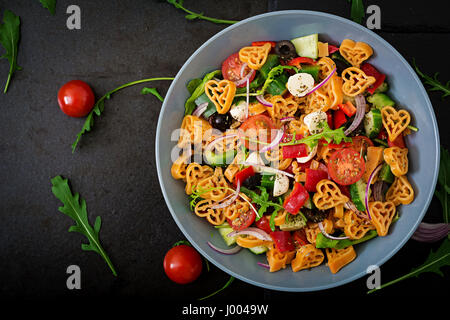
[156, 11, 440, 291]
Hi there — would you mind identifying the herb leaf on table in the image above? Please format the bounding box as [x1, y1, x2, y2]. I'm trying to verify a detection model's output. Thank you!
[167, 0, 238, 25]
[347, 0, 365, 24]
[413, 59, 450, 99]
[141, 87, 165, 102]
[435, 147, 450, 226]
[51, 175, 117, 276]
[0, 9, 21, 93]
[39, 0, 57, 15]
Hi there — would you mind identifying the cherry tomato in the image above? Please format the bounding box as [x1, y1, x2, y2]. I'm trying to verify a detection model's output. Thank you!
[292, 229, 309, 247]
[255, 216, 272, 234]
[388, 134, 406, 148]
[238, 114, 276, 150]
[349, 136, 374, 155]
[221, 52, 255, 88]
[328, 148, 366, 185]
[57, 80, 95, 117]
[227, 209, 256, 231]
[163, 244, 203, 284]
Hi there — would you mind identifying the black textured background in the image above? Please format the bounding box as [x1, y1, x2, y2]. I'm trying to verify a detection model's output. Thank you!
[0, 0, 448, 307]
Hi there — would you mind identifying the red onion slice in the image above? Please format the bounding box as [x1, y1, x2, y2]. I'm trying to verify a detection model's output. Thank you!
[228, 227, 272, 241]
[204, 133, 238, 155]
[257, 262, 270, 269]
[192, 102, 208, 117]
[318, 221, 349, 240]
[305, 67, 336, 96]
[256, 95, 273, 107]
[280, 116, 295, 122]
[207, 241, 242, 255]
[210, 181, 241, 209]
[411, 223, 450, 243]
[365, 164, 383, 220]
[240, 63, 248, 78]
[245, 77, 250, 119]
[344, 94, 366, 136]
[235, 68, 255, 87]
[373, 180, 387, 202]
[241, 162, 295, 179]
[259, 128, 285, 153]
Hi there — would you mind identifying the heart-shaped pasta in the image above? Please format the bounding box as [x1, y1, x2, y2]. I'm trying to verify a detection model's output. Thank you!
[313, 179, 350, 210]
[205, 79, 236, 114]
[224, 195, 250, 221]
[195, 167, 229, 201]
[178, 115, 212, 148]
[266, 246, 296, 272]
[239, 43, 272, 70]
[304, 218, 334, 244]
[343, 210, 375, 240]
[194, 199, 226, 226]
[385, 175, 414, 206]
[339, 39, 373, 67]
[266, 95, 298, 121]
[325, 245, 357, 274]
[291, 244, 325, 272]
[322, 75, 344, 110]
[184, 163, 214, 195]
[317, 57, 337, 81]
[341, 67, 376, 97]
[236, 235, 272, 248]
[171, 152, 191, 181]
[381, 106, 411, 141]
[383, 147, 409, 177]
[306, 86, 332, 112]
[368, 201, 396, 236]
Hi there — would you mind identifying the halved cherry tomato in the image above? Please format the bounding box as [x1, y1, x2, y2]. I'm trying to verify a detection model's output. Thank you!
[255, 216, 272, 234]
[283, 182, 309, 215]
[251, 41, 276, 48]
[270, 231, 295, 252]
[234, 166, 255, 187]
[328, 148, 366, 185]
[227, 209, 256, 231]
[282, 143, 308, 159]
[222, 52, 255, 88]
[333, 109, 347, 129]
[57, 80, 95, 117]
[305, 168, 329, 192]
[163, 244, 202, 284]
[388, 134, 406, 148]
[292, 229, 309, 247]
[238, 114, 276, 151]
[287, 57, 317, 67]
[326, 111, 334, 129]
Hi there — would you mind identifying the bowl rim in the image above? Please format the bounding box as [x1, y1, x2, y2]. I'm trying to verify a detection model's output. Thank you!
[155, 10, 440, 292]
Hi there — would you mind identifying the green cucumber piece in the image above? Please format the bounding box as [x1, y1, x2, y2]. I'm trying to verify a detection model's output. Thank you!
[350, 179, 368, 212]
[218, 225, 237, 246]
[195, 93, 216, 118]
[364, 108, 382, 138]
[303, 196, 315, 210]
[266, 72, 288, 96]
[367, 93, 395, 110]
[261, 173, 276, 190]
[379, 163, 395, 184]
[374, 82, 389, 93]
[248, 245, 269, 255]
[204, 150, 237, 167]
[291, 34, 319, 59]
[279, 213, 307, 231]
[299, 65, 320, 82]
[260, 54, 280, 79]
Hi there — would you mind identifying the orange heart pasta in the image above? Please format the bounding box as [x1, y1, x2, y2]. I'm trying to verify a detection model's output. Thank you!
[172, 34, 417, 276]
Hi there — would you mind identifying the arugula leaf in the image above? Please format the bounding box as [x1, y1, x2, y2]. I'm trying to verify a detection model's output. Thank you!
[51, 176, 117, 276]
[0, 10, 21, 93]
[167, 0, 238, 25]
[367, 238, 450, 294]
[141, 87, 164, 102]
[435, 147, 450, 227]
[39, 0, 57, 15]
[186, 78, 202, 95]
[240, 186, 284, 221]
[347, 0, 365, 24]
[257, 65, 298, 95]
[72, 77, 174, 153]
[185, 69, 221, 115]
[413, 59, 450, 99]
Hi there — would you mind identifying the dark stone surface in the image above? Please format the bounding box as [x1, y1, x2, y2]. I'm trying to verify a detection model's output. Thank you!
[0, 0, 447, 306]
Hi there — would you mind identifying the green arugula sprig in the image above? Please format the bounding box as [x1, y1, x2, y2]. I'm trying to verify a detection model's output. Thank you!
[435, 147, 450, 230]
[167, 0, 238, 25]
[72, 77, 174, 153]
[413, 59, 450, 99]
[0, 9, 21, 93]
[39, 0, 57, 15]
[141, 87, 165, 102]
[51, 176, 117, 276]
[240, 186, 283, 229]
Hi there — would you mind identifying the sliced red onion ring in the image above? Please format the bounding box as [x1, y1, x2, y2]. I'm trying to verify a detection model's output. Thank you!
[280, 117, 295, 122]
[228, 227, 272, 241]
[256, 94, 273, 107]
[240, 63, 248, 78]
[344, 94, 366, 136]
[192, 102, 208, 117]
[318, 222, 349, 240]
[204, 133, 238, 155]
[210, 181, 241, 209]
[373, 180, 387, 202]
[241, 162, 295, 179]
[257, 262, 270, 269]
[411, 223, 450, 243]
[365, 164, 383, 220]
[259, 128, 285, 153]
[245, 77, 250, 119]
[235, 68, 255, 87]
[207, 241, 242, 255]
[344, 201, 369, 219]
[306, 67, 336, 96]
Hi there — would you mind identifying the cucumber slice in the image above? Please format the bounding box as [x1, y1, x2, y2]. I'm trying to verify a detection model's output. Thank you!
[195, 93, 216, 118]
[218, 225, 237, 246]
[261, 173, 275, 190]
[248, 245, 268, 255]
[303, 196, 315, 210]
[291, 34, 319, 59]
[364, 109, 382, 138]
[350, 179, 368, 212]
[279, 213, 307, 231]
[379, 163, 395, 184]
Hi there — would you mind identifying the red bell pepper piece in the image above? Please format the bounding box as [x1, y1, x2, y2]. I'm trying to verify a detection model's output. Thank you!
[287, 57, 317, 68]
[338, 101, 357, 117]
[270, 231, 295, 252]
[234, 166, 255, 187]
[360, 63, 386, 95]
[377, 128, 388, 140]
[251, 41, 276, 48]
[282, 143, 308, 159]
[328, 44, 339, 54]
[283, 182, 309, 215]
[292, 229, 309, 247]
[305, 168, 329, 192]
[333, 109, 347, 129]
[326, 111, 333, 129]
[388, 134, 406, 149]
[255, 216, 272, 234]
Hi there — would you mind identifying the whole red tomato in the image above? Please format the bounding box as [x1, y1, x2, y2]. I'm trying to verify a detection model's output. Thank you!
[57, 80, 95, 117]
[163, 244, 202, 284]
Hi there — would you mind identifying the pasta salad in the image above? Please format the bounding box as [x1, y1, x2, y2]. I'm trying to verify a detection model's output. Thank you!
[171, 34, 415, 274]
